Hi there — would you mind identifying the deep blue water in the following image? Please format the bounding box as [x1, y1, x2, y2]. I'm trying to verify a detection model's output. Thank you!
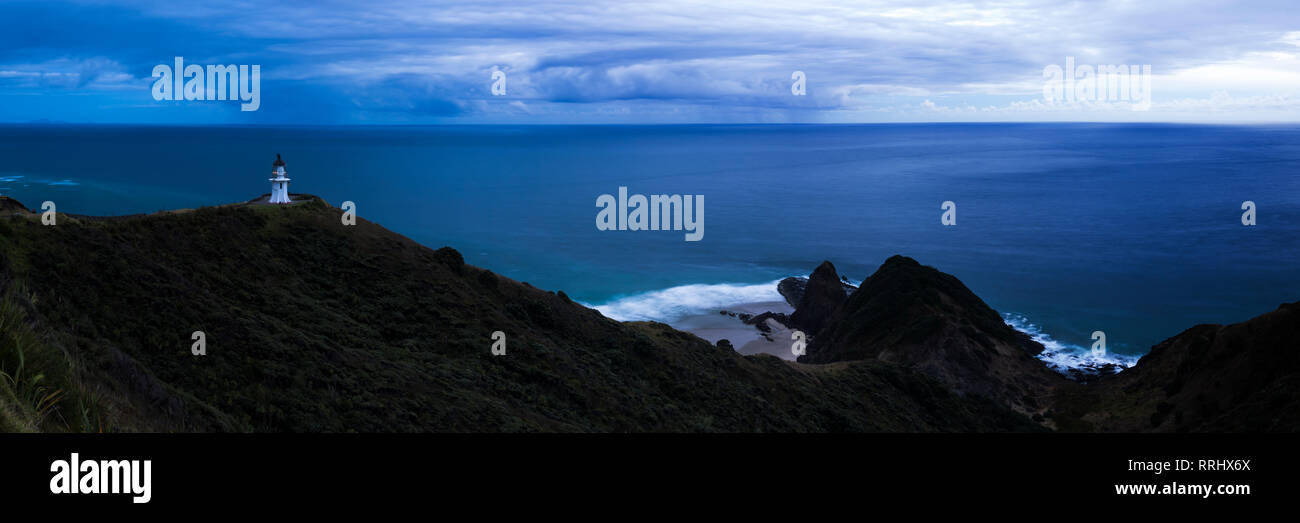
[2, 123, 1298, 362]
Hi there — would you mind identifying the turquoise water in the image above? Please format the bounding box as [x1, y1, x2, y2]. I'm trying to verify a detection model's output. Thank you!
[2, 123, 1298, 363]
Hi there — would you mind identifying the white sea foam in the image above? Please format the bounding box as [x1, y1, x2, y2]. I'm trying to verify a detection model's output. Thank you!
[593, 281, 1128, 378]
[1003, 313, 1140, 375]
[589, 279, 786, 323]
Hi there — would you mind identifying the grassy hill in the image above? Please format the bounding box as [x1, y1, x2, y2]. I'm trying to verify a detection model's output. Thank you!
[0, 197, 1036, 432]
[1051, 300, 1300, 432]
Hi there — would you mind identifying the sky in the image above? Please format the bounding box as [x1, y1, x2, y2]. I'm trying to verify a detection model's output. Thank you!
[1, 0, 1299, 124]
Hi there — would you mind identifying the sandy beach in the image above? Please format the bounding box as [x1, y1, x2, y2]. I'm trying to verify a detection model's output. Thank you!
[673, 300, 798, 360]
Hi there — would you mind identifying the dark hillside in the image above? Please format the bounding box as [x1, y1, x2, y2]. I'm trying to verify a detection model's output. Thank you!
[0, 198, 1037, 432]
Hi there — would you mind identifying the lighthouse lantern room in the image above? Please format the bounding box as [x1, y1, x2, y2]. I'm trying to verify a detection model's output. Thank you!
[269, 154, 291, 204]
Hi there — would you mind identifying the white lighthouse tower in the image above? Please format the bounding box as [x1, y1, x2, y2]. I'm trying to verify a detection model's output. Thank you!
[269, 154, 291, 204]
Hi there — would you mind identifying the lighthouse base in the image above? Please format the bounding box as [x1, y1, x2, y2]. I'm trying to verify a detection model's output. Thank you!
[269, 179, 292, 204]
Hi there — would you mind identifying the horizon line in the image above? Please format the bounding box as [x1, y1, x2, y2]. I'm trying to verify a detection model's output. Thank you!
[4, 121, 1299, 128]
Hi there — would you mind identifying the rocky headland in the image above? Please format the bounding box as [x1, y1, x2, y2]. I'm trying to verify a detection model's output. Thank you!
[1, 196, 1295, 432]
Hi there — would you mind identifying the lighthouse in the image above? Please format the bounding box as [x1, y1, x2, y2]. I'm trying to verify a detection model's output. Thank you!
[269, 153, 291, 204]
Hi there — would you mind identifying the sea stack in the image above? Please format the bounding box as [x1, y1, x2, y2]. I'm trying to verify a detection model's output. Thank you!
[789, 261, 849, 334]
[269, 153, 291, 204]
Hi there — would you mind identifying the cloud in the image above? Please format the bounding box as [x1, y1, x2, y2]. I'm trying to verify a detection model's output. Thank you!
[1, 0, 1299, 123]
[0, 57, 141, 90]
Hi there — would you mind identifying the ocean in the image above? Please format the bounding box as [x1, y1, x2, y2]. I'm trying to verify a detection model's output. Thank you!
[2, 123, 1298, 368]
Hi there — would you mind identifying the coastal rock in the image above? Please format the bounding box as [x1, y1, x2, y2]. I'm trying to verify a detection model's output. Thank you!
[789, 261, 848, 335]
[742, 311, 791, 333]
[798, 255, 1066, 415]
[743, 311, 790, 327]
[777, 277, 807, 308]
[778, 275, 855, 308]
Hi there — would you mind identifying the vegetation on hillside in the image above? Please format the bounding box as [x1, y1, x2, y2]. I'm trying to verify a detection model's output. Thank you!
[0, 281, 104, 432]
[0, 198, 1038, 432]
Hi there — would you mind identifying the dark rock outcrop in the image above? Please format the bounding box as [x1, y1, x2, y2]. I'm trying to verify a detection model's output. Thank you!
[777, 277, 807, 308]
[797, 255, 1067, 415]
[741, 311, 791, 333]
[779, 274, 855, 308]
[788, 261, 849, 334]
